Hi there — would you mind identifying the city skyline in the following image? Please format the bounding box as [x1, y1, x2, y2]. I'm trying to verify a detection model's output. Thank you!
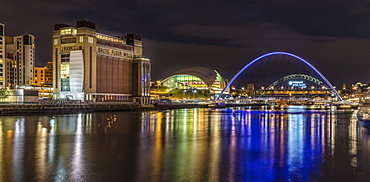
[1, 0, 370, 86]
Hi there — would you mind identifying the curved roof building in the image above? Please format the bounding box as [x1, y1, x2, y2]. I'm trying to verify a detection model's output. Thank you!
[161, 67, 227, 94]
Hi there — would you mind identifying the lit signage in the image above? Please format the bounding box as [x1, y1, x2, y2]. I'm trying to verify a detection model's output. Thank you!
[288, 81, 307, 88]
[61, 46, 79, 52]
[97, 47, 132, 58]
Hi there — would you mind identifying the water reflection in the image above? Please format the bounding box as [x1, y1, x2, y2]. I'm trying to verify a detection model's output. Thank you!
[0, 108, 370, 181]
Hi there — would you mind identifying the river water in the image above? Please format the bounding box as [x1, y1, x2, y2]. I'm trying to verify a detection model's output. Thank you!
[0, 106, 369, 181]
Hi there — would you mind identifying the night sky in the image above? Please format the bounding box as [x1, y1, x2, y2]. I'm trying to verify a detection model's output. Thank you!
[2, 0, 370, 87]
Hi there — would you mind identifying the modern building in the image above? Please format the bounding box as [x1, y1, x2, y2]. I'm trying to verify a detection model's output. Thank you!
[0, 23, 36, 92]
[34, 67, 46, 86]
[45, 62, 53, 86]
[339, 82, 370, 102]
[52, 20, 151, 104]
[0, 23, 4, 87]
[5, 34, 36, 87]
[158, 67, 228, 100]
[34, 62, 53, 86]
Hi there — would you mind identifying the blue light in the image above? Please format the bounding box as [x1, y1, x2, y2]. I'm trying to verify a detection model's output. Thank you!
[216, 52, 342, 101]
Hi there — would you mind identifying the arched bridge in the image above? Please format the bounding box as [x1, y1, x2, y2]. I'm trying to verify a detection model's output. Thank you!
[216, 52, 342, 101]
[258, 74, 331, 98]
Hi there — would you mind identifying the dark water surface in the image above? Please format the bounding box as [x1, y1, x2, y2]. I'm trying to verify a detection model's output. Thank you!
[0, 107, 369, 181]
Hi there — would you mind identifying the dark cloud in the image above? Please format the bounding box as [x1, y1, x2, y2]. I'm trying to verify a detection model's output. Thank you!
[1, 0, 370, 87]
[348, 0, 370, 15]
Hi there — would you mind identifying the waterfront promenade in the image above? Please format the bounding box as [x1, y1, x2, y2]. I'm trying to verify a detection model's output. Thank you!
[0, 101, 142, 115]
[0, 98, 356, 116]
[0, 100, 264, 115]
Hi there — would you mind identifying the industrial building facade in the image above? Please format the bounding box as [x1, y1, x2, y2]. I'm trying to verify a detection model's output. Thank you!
[52, 20, 151, 104]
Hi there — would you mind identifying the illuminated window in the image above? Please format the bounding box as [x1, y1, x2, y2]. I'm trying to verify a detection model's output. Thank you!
[79, 36, 83, 43]
[88, 37, 94, 44]
[61, 28, 72, 35]
[60, 28, 77, 35]
[60, 62, 70, 78]
[54, 39, 58, 45]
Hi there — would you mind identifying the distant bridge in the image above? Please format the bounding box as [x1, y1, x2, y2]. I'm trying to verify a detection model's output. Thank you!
[216, 52, 342, 101]
[259, 74, 328, 98]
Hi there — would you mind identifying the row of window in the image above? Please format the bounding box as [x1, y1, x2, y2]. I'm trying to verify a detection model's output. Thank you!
[60, 28, 77, 36]
[35, 70, 44, 74]
[54, 36, 94, 45]
[96, 34, 124, 43]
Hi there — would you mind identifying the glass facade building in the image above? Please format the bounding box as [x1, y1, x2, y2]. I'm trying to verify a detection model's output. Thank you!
[161, 67, 227, 94]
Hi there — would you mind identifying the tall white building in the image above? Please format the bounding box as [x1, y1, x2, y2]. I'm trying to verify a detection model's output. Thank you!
[0, 23, 36, 89]
[0, 23, 5, 87]
[5, 34, 35, 87]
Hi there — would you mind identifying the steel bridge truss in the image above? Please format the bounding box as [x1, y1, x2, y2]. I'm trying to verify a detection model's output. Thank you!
[259, 74, 330, 97]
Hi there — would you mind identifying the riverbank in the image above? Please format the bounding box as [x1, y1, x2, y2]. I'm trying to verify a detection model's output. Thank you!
[0, 101, 356, 116]
[0, 101, 270, 116]
[0, 102, 143, 116]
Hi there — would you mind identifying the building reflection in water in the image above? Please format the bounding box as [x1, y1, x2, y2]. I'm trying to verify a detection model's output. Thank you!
[35, 118, 47, 181]
[0, 108, 369, 181]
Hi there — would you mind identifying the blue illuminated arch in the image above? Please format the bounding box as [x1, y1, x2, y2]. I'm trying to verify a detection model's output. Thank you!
[216, 52, 342, 101]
